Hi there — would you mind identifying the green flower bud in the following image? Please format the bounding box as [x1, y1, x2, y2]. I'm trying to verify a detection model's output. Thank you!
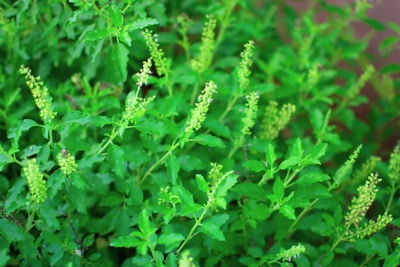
[185, 81, 217, 135]
[57, 149, 77, 176]
[260, 101, 296, 140]
[142, 29, 170, 77]
[237, 40, 255, 92]
[191, 15, 216, 74]
[241, 92, 259, 136]
[23, 158, 47, 205]
[19, 66, 56, 123]
[276, 243, 306, 262]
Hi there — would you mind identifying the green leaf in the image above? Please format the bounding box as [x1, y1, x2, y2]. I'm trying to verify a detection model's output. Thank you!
[279, 156, 301, 170]
[86, 28, 109, 41]
[8, 119, 39, 147]
[214, 174, 238, 209]
[232, 183, 267, 200]
[109, 5, 124, 27]
[279, 205, 296, 220]
[243, 160, 265, 172]
[296, 170, 331, 184]
[157, 233, 184, 251]
[201, 214, 229, 241]
[196, 174, 209, 193]
[265, 143, 276, 166]
[380, 64, 400, 74]
[167, 154, 179, 185]
[166, 253, 177, 267]
[110, 236, 140, 248]
[129, 18, 159, 30]
[363, 18, 385, 31]
[109, 145, 124, 178]
[112, 43, 129, 82]
[181, 203, 203, 216]
[272, 177, 284, 202]
[139, 210, 151, 236]
[83, 234, 95, 248]
[193, 134, 225, 148]
[39, 205, 60, 230]
[0, 218, 25, 241]
[177, 185, 194, 204]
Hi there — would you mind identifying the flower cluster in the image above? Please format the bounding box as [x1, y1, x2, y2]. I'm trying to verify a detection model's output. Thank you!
[352, 156, 381, 183]
[158, 186, 180, 207]
[136, 58, 152, 89]
[19, 66, 56, 123]
[23, 158, 47, 205]
[355, 0, 373, 16]
[241, 92, 259, 136]
[178, 250, 195, 267]
[276, 243, 305, 263]
[380, 75, 395, 103]
[122, 93, 155, 125]
[57, 149, 77, 176]
[307, 64, 320, 92]
[348, 64, 374, 99]
[191, 15, 216, 74]
[260, 101, 296, 140]
[208, 162, 223, 186]
[389, 144, 400, 181]
[185, 81, 217, 135]
[142, 29, 170, 77]
[237, 40, 255, 92]
[354, 213, 393, 240]
[345, 173, 381, 229]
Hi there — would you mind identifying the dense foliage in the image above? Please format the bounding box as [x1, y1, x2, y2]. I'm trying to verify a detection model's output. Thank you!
[0, 0, 399, 266]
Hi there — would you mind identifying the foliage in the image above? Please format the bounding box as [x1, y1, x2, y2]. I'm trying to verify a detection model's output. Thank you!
[0, 0, 399, 266]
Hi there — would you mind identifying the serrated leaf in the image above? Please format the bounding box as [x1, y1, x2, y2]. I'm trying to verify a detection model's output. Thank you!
[139, 210, 151, 236]
[214, 174, 238, 209]
[110, 236, 140, 248]
[193, 134, 225, 148]
[0, 218, 25, 241]
[273, 177, 284, 202]
[157, 233, 184, 251]
[83, 234, 95, 248]
[232, 183, 267, 200]
[296, 170, 331, 184]
[177, 185, 194, 204]
[8, 119, 39, 147]
[109, 5, 123, 27]
[279, 156, 301, 170]
[86, 28, 109, 41]
[279, 205, 296, 220]
[129, 18, 159, 30]
[265, 143, 276, 166]
[167, 154, 179, 185]
[109, 145, 124, 178]
[112, 43, 129, 82]
[196, 174, 209, 193]
[201, 214, 229, 241]
[243, 160, 265, 172]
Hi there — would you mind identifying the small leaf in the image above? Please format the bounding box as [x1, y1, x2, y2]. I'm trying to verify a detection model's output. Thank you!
[109, 5, 123, 27]
[8, 119, 39, 147]
[167, 154, 179, 185]
[279, 156, 301, 170]
[265, 143, 276, 166]
[109, 145, 124, 178]
[214, 174, 238, 209]
[177, 185, 194, 204]
[181, 203, 203, 216]
[157, 233, 184, 251]
[196, 174, 209, 193]
[83, 234, 95, 248]
[193, 134, 225, 148]
[272, 177, 284, 202]
[380, 64, 400, 74]
[110, 236, 140, 248]
[279, 205, 296, 220]
[129, 18, 159, 30]
[243, 160, 265, 172]
[112, 43, 129, 82]
[232, 183, 267, 200]
[201, 214, 230, 241]
[0, 218, 25, 241]
[139, 210, 151, 236]
[296, 170, 331, 184]
[86, 28, 109, 41]
[166, 253, 177, 267]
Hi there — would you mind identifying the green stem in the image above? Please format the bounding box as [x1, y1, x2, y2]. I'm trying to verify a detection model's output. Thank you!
[97, 129, 118, 155]
[176, 203, 209, 254]
[385, 182, 397, 214]
[139, 142, 179, 185]
[287, 198, 319, 237]
[190, 81, 200, 105]
[25, 205, 37, 232]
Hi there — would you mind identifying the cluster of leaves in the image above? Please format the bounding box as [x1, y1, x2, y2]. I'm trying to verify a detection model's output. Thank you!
[0, 0, 399, 266]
